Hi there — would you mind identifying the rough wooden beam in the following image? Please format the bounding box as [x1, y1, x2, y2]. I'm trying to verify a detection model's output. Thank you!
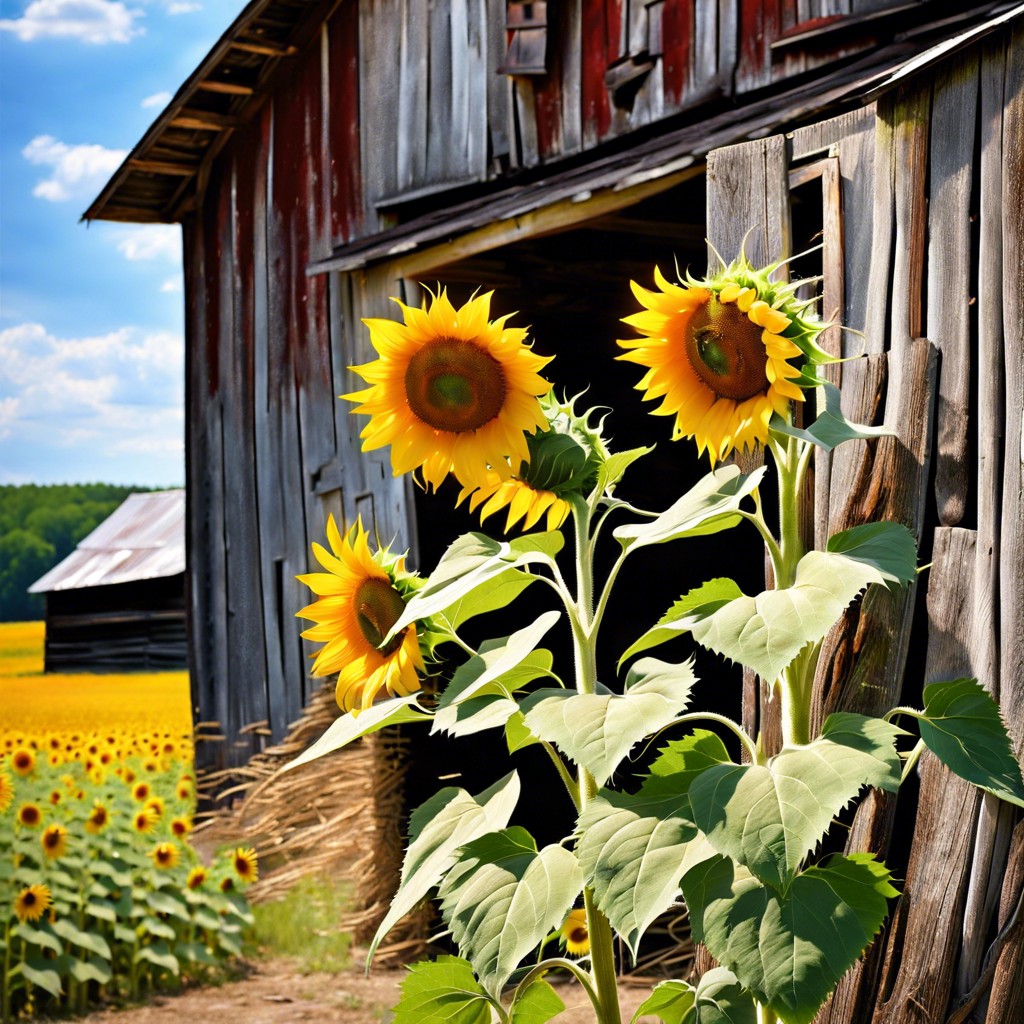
[229, 39, 298, 57]
[127, 157, 199, 176]
[195, 80, 256, 96]
[170, 109, 243, 130]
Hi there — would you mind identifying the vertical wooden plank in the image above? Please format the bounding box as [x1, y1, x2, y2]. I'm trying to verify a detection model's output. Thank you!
[660, 0, 691, 109]
[397, 0, 429, 190]
[989, 22, 1024, 1019]
[869, 529, 983, 1024]
[465, 0, 489, 177]
[861, 94, 895, 358]
[929, 51, 979, 527]
[581, 0, 614, 146]
[887, 81, 930, 396]
[559, 0, 582, 154]
[359, 0, 400, 228]
[484, 0, 510, 167]
[958, 34, 1008, 998]
[533, 7, 565, 161]
[327, 0, 363, 245]
[735, 0, 781, 94]
[426, 0, 454, 181]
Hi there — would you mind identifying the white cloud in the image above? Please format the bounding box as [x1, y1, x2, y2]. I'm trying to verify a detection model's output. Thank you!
[0, 0, 143, 44]
[141, 90, 172, 109]
[22, 135, 127, 202]
[0, 322, 184, 461]
[165, 1, 200, 13]
[114, 224, 180, 263]
[160, 277, 183, 293]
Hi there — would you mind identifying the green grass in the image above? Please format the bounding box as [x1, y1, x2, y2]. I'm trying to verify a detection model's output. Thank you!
[246, 874, 354, 974]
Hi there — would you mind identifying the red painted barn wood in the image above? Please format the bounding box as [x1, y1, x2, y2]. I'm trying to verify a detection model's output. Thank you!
[84, 0, 1023, 1006]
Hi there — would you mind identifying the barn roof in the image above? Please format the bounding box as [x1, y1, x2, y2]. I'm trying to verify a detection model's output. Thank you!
[83, 0, 1023, 229]
[29, 490, 185, 594]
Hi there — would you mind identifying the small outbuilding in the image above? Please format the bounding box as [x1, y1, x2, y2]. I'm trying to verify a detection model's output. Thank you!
[29, 490, 187, 673]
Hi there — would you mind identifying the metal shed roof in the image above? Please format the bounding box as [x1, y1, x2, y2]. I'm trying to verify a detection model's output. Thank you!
[29, 490, 185, 594]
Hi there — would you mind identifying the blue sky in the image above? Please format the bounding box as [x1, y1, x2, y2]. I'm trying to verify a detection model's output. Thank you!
[0, 0, 241, 487]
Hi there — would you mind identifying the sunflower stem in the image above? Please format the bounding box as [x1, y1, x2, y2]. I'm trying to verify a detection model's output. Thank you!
[541, 741, 581, 809]
[2, 920, 11, 1024]
[512, 959, 602, 1017]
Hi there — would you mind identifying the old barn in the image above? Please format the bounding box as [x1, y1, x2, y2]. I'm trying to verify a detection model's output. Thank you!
[84, 1, 1023, 1020]
[29, 490, 187, 673]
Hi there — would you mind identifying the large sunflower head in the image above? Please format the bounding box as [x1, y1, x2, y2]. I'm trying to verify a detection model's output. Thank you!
[14, 884, 52, 924]
[618, 254, 831, 464]
[344, 289, 553, 490]
[297, 516, 430, 714]
[457, 392, 608, 533]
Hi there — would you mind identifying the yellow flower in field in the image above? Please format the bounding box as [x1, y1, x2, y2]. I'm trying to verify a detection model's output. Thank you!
[17, 803, 42, 828]
[144, 796, 165, 820]
[133, 807, 159, 834]
[186, 866, 207, 890]
[48, 790, 62, 806]
[231, 847, 259, 884]
[176, 780, 193, 801]
[170, 816, 191, 838]
[41, 824, 68, 859]
[0, 771, 12, 812]
[150, 842, 179, 870]
[47, 751, 62, 767]
[560, 909, 590, 957]
[11, 748, 35, 776]
[619, 256, 831, 464]
[459, 472, 571, 533]
[14, 884, 52, 924]
[345, 289, 553, 489]
[297, 517, 427, 714]
[132, 781, 151, 802]
[219, 876, 235, 893]
[85, 802, 110, 835]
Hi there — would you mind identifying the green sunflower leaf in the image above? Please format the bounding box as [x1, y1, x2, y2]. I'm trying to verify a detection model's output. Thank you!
[134, 941, 180, 974]
[21, 958, 63, 998]
[440, 567, 537, 631]
[915, 679, 1024, 807]
[631, 968, 757, 1024]
[648, 729, 733, 789]
[682, 854, 897, 1024]
[438, 828, 583, 996]
[392, 956, 493, 1024]
[52, 918, 112, 959]
[597, 445, 656, 495]
[284, 694, 433, 771]
[613, 466, 765, 551]
[12, 922, 63, 954]
[368, 772, 521, 966]
[769, 381, 892, 452]
[436, 694, 521, 738]
[688, 714, 902, 890]
[70, 955, 113, 985]
[626, 525, 914, 682]
[389, 531, 563, 637]
[510, 979, 566, 1024]
[576, 771, 707, 958]
[521, 658, 696, 786]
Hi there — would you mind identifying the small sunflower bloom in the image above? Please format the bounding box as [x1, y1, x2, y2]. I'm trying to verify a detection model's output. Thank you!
[132, 781, 151, 802]
[14, 884, 53, 924]
[231, 847, 259, 884]
[170, 815, 192, 838]
[17, 802, 43, 828]
[619, 255, 831, 464]
[150, 842, 179, 870]
[132, 807, 159, 834]
[345, 289, 553, 489]
[297, 517, 429, 714]
[144, 795, 165, 819]
[219, 876, 235, 893]
[11, 748, 35, 776]
[560, 909, 590, 957]
[186, 866, 208, 890]
[85, 802, 110, 835]
[41, 824, 68, 859]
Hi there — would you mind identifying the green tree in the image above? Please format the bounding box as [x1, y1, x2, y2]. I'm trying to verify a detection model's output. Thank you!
[0, 529, 55, 620]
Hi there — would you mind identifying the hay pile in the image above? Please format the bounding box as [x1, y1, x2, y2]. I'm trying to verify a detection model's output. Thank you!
[192, 684, 432, 965]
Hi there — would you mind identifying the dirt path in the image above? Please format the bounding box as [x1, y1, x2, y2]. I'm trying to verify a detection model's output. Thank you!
[83, 958, 653, 1022]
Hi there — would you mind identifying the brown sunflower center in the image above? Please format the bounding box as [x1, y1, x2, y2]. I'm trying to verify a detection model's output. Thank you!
[23, 892, 37, 907]
[405, 338, 507, 432]
[354, 578, 408, 656]
[685, 297, 770, 401]
[569, 927, 588, 944]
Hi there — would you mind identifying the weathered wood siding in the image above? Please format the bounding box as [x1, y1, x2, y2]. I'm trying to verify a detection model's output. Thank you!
[705, 23, 1023, 1024]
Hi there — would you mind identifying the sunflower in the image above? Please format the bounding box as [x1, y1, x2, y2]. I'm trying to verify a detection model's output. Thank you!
[14, 884, 52, 924]
[41, 824, 68, 859]
[219, 876, 235, 893]
[560, 909, 590, 957]
[186, 866, 207, 890]
[132, 781, 151, 802]
[11, 748, 35, 776]
[144, 795, 165, 819]
[150, 842, 179, 870]
[17, 802, 42, 828]
[85, 802, 110, 835]
[231, 847, 259, 884]
[619, 256, 830, 464]
[132, 807, 159, 834]
[459, 473, 571, 532]
[170, 815, 192, 838]
[345, 289, 553, 489]
[0, 771, 12, 812]
[297, 516, 427, 714]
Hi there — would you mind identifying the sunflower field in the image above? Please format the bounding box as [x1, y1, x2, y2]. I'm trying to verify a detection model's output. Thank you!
[0, 622, 257, 1020]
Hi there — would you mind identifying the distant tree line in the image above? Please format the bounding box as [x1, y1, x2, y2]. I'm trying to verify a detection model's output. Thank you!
[0, 485, 157, 621]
